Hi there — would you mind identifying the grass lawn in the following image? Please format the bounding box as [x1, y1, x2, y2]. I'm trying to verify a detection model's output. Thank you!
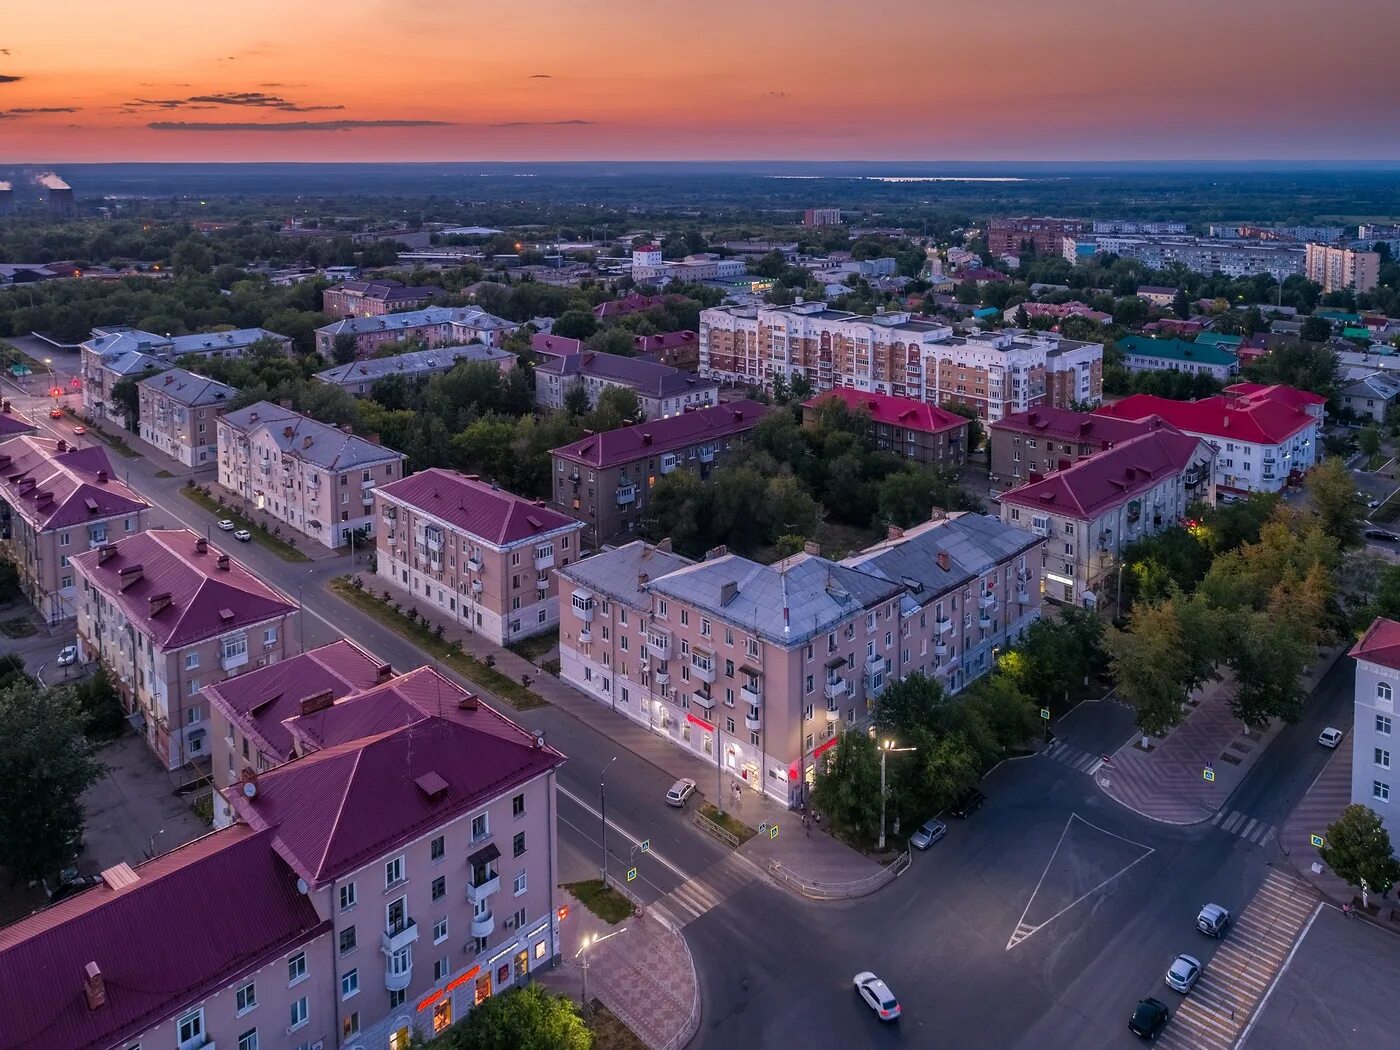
[330, 578, 546, 710]
[180, 487, 310, 562]
[1373, 491, 1400, 524]
[562, 880, 634, 925]
[588, 1000, 648, 1050]
[508, 633, 557, 663]
[699, 802, 757, 844]
[67, 411, 140, 459]
[0, 617, 37, 638]
[1367, 452, 1390, 472]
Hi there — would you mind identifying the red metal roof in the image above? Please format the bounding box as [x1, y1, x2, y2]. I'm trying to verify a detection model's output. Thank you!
[1350, 617, 1400, 671]
[1222, 382, 1328, 408]
[633, 330, 697, 353]
[0, 436, 147, 532]
[0, 409, 37, 439]
[377, 468, 581, 545]
[992, 406, 1168, 446]
[0, 826, 327, 1050]
[70, 530, 297, 649]
[1094, 387, 1319, 446]
[802, 388, 970, 437]
[530, 333, 584, 358]
[551, 400, 772, 469]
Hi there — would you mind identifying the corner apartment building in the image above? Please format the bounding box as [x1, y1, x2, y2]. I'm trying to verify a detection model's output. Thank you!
[999, 428, 1216, 606]
[1305, 242, 1380, 294]
[315, 344, 515, 396]
[557, 512, 1043, 806]
[374, 468, 585, 645]
[0, 436, 148, 625]
[0, 668, 567, 1050]
[1349, 618, 1400, 846]
[1094, 383, 1324, 494]
[549, 399, 771, 547]
[989, 216, 1087, 256]
[801, 388, 969, 469]
[699, 302, 1102, 423]
[137, 367, 239, 467]
[314, 306, 517, 358]
[534, 350, 720, 420]
[217, 402, 408, 550]
[323, 278, 444, 317]
[989, 405, 1161, 484]
[71, 529, 298, 769]
[1116, 336, 1239, 382]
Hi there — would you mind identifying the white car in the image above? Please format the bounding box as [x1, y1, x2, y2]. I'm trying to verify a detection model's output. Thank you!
[216, 519, 235, 531]
[910, 818, 946, 850]
[853, 971, 901, 1021]
[665, 778, 696, 808]
[233, 529, 252, 542]
[1165, 953, 1201, 993]
[1318, 727, 1344, 749]
[57, 645, 79, 667]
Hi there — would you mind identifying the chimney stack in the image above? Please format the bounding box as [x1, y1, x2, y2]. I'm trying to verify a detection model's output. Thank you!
[936, 551, 951, 572]
[97, 543, 118, 564]
[803, 540, 821, 556]
[147, 592, 173, 617]
[117, 563, 144, 590]
[298, 689, 335, 716]
[83, 962, 106, 1011]
[96, 470, 108, 484]
[655, 537, 672, 554]
[887, 525, 904, 541]
[376, 662, 394, 684]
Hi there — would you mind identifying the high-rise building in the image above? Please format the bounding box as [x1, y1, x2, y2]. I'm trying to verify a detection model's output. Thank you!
[804, 208, 842, 227]
[37, 172, 74, 216]
[1304, 242, 1380, 294]
[988, 217, 1087, 256]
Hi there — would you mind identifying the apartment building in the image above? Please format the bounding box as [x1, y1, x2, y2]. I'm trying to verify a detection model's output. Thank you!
[0, 669, 566, 1050]
[315, 344, 515, 396]
[374, 468, 585, 645]
[0, 436, 148, 625]
[557, 512, 1042, 806]
[1062, 235, 1304, 281]
[989, 406, 1161, 483]
[988, 216, 1087, 256]
[999, 429, 1216, 606]
[801, 388, 969, 469]
[1095, 383, 1324, 494]
[634, 330, 701, 369]
[699, 302, 1103, 422]
[137, 367, 239, 467]
[549, 400, 771, 547]
[0, 404, 37, 442]
[71, 529, 298, 769]
[630, 246, 748, 284]
[1305, 242, 1381, 294]
[323, 278, 444, 317]
[534, 350, 720, 420]
[1349, 618, 1400, 846]
[804, 208, 843, 226]
[314, 306, 517, 358]
[1340, 371, 1400, 423]
[217, 402, 408, 550]
[1116, 336, 1238, 382]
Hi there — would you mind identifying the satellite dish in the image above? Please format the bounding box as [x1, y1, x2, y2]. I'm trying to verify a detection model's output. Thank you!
[296, 878, 309, 895]
[243, 782, 257, 798]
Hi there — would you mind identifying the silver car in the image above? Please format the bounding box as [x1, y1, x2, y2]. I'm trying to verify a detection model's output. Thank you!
[911, 819, 947, 850]
[1165, 954, 1201, 993]
[665, 778, 696, 807]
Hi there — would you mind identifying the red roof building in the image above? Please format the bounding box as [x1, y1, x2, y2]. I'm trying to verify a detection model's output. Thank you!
[0, 405, 37, 441]
[1350, 617, 1400, 671]
[989, 406, 1169, 484]
[592, 291, 681, 320]
[802, 388, 970, 470]
[530, 333, 584, 359]
[634, 329, 700, 368]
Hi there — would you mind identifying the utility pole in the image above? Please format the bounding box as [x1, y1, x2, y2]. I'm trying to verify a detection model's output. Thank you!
[878, 739, 916, 851]
[599, 756, 617, 882]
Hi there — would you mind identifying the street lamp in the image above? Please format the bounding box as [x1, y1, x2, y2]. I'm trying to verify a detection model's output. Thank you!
[879, 738, 916, 851]
[599, 756, 618, 883]
[575, 927, 626, 1011]
[296, 567, 318, 650]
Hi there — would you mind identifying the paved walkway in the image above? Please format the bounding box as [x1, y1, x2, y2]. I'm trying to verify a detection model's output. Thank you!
[1279, 733, 1367, 908]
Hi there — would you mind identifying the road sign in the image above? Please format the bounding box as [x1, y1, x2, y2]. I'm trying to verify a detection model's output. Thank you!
[626, 867, 637, 883]
[1311, 834, 1325, 848]
[1040, 708, 1051, 720]
[640, 839, 650, 854]
[1202, 768, 1216, 783]
[769, 823, 779, 840]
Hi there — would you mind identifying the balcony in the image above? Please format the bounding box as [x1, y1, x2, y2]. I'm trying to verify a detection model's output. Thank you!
[691, 688, 715, 712]
[647, 634, 671, 660]
[536, 577, 549, 592]
[979, 612, 993, 629]
[220, 648, 249, 673]
[978, 593, 996, 610]
[616, 484, 638, 506]
[745, 708, 761, 731]
[466, 873, 500, 904]
[578, 627, 592, 644]
[568, 469, 581, 484]
[934, 641, 948, 658]
[381, 917, 419, 955]
[535, 550, 555, 571]
[740, 681, 761, 706]
[698, 446, 715, 464]
[384, 955, 413, 993]
[361, 477, 376, 490]
[467, 554, 483, 572]
[654, 666, 671, 686]
[824, 703, 840, 723]
[470, 910, 495, 938]
[935, 617, 953, 635]
[691, 656, 716, 683]
[1016, 587, 1030, 604]
[659, 457, 678, 475]
[824, 676, 848, 701]
[471, 579, 483, 595]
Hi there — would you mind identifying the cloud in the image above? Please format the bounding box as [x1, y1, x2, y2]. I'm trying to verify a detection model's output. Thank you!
[489, 118, 593, 128]
[148, 118, 454, 132]
[0, 74, 21, 84]
[6, 106, 79, 114]
[529, 74, 552, 79]
[762, 90, 790, 99]
[127, 91, 344, 113]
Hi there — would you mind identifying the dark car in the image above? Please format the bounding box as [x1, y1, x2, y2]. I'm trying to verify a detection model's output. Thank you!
[1129, 997, 1170, 1040]
[950, 788, 985, 818]
[48, 872, 100, 903]
[1365, 528, 1398, 542]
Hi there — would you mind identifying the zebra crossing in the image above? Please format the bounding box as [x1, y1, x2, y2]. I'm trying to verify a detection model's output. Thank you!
[1209, 808, 1276, 847]
[653, 852, 760, 928]
[1157, 869, 1319, 1050]
[1044, 738, 1107, 775]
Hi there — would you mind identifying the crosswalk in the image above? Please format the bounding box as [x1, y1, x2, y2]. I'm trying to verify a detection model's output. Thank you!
[1157, 869, 1318, 1050]
[1209, 808, 1277, 847]
[1044, 738, 1107, 775]
[653, 852, 760, 928]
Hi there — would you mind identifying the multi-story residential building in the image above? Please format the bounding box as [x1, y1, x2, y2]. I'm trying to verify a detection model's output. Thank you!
[322, 278, 444, 317]
[1340, 371, 1400, 423]
[1305, 242, 1381, 294]
[374, 468, 585, 645]
[699, 303, 1103, 422]
[534, 350, 720, 420]
[0, 403, 38, 441]
[999, 429, 1216, 607]
[1116, 335, 1238, 382]
[549, 400, 771, 547]
[1094, 383, 1325, 494]
[137, 367, 239, 467]
[315, 344, 515, 396]
[634, 330, 701, 369]
[801, 388, 969, 469]
[0, 436, 148, 624]
[630, 247, 747, 285]
[557, 512, 1042, 806]
[0, 668, 566, 1050]
[314, 306, 517, 358]
[988, 216, 1087, 256]
[71, 529, 299, 769]
[217, 402, 408, 550]
[1349, 617, 1400, 846]
[1093, 220, 1189, 236]
[80, 326, 290, 421]
[989, 406, 1160, 484]
[804, 208, 843, 227]
[1062, 235, 1304, 281]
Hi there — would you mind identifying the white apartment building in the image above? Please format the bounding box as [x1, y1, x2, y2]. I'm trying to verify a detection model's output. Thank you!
[137, 368, 239, 467]
[1349, 618, 1400, 849]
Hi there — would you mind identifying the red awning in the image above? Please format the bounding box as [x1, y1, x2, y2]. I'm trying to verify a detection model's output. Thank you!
[686, 712, 714, 732]
[813, 736, 839, 759]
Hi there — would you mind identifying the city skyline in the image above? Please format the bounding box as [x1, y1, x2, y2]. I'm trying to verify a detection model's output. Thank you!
[3, 0, 1399, 163]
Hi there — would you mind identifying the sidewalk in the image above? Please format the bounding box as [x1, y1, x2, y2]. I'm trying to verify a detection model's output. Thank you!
[1099, 646, 1345, 825]
[1279, 733, 1361, 906]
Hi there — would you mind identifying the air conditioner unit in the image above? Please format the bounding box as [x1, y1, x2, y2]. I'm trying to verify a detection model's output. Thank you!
[505, 917, 517, 929]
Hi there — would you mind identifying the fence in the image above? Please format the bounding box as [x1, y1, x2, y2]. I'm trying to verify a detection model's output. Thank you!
[691, 809, 740, 848]
[767, 848, 912, 900]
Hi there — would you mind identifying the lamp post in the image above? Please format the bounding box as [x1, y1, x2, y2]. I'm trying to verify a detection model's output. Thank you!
[576, 927, 626, 1012]
[296, 567, 318, 651]
[878, 739, 916, 851]
[599, 756, 617, 883]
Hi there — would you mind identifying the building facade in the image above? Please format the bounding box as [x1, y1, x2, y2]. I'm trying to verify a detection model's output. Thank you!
[1305, 243, 1381, 294]
[374, 468, 585, 645]
[137, 368, 239, 467]
[322, 278, 444, 317]
[315, 344, 515, 396]
[804, 208, 843, 227]
[1063, 235, 1304, 281]
[801, 388, 969, 469]
[534, 350, 720, 420]
[314, 307, 517, 359]
[1349, 618, 1400, 849]
[989, 406, 1161, 485]
[1340, 371, 1400, 423]
[988, 216, 1087, 256]
[1116, 336, 1238, 382]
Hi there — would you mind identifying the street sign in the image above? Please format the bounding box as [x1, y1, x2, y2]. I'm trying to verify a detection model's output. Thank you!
[626, 867, 637, 883]
[640, 839, 651, 854]
[1040, 708, 1051, 720]
[1202, 768, 1215, 783]
[1311, 834, 1325, 848]
[769, 823, 779, 840]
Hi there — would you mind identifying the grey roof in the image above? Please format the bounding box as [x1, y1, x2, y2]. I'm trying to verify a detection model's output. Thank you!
[315, 344, 514, 387]
[558, 541, 695, 609]
[646, 551, 904, 647]
[840, 512, 1041, 603]
[219, 402, 404, 470]
[536, 350, 715, 399]
[1342, 371, 1400, 401]
[315, 306, 513, 339]
[137, 367, 239, 406]
[167, 328, 289, 355]
[84, 327, 287, 359]
[102, 349, 166, 378]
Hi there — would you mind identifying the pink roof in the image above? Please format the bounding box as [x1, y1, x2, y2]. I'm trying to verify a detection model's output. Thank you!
[1223, 382, 1328, 408]
[1000, 429, 1206, 520]
[530, 333, 584, 358]
[992, 406, 1168, 447]
[378, 467, 581, 545]
[803, 388, 970, 437]
[592, 291, 678, 319]
[552, 400, 772, 469]
[1094, 387, 1319, 446]
[633, 330, 697, 353]
[1350, 617, 1400, 671]
[0, 409, 37, 440]
[0, 826, 326, 1050]
[0, 436, 147, 532]
[70, 530, 297, 649]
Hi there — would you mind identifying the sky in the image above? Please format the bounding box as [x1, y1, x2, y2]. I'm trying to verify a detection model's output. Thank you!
[1, 0, 1397, 163]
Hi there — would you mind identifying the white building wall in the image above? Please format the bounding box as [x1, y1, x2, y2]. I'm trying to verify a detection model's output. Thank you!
[1352, 657, 1400, 849]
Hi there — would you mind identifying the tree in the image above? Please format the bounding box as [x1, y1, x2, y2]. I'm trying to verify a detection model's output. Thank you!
[942, 401, 983, 451]
[1320, 804, 1400, 908]
[1013, 304, 1030, 328]
[1172, 289, 1192, 319]
[583, 387, 640, 431]
[1359, 423, 1382, 458]
[551, 310, 598, 340]
[72, 665, 125, 740]
[562, 382, 592, 418]
[1304, 458, 1364, 550]
[0, 678, 103, 881]
[434, 984, 591, 1050]
[788, 372, 814, 403]
[332, 331, 359, 365]
[1241, 340, 1339, 400]
[810, 730, 882, 844]
[877, 469, 940, 528]
[585, 327, 638, 357]
[1103, 599, 1194, 737]
[1300, 315, 1333, 343]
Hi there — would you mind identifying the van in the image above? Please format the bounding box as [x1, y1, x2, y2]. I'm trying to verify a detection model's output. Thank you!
[1196, 903, 1230, 938]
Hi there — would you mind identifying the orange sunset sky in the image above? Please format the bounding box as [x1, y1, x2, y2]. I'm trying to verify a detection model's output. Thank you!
[2, 0, 1397, 162]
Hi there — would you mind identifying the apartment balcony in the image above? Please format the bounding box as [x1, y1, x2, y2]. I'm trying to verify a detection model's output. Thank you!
[88, 536, 109, 550]
[978, 593, 997, 610]
[659, 457, 678, 475]
[220, 648, 249, 673]
[616, 484, 638, 506]
[979, 611, 993, 629]
[647, 634, 671, 660]
[536, 577, 549, 593]
[424, 534, 445, 553]
[824, 703, 840, 723]
[638, 655, 651, 673]
[1030, 521, 1050, 537]
[384, 957, 413, 994]
[361, 477, 376, 490]
[935, 617, 953, 635]
[934, 641, 949, 658]
[535, 550, 555, 571]
[466, 873, 500, 904]
[467, 554, 483, 572]
[654, 666, 671, 686]
[691, 688, 715, 712]
[698, 446, 715, 464]
[824, 676, 848, 701]
[690, 656, 716, 683]
[381, 917, 419, 955]
[470, 910, 495, 938]
[362, 493, 374, 507]
[471, 579, 483, 595]
[740, 681, 761, 706]
[578, 627, 592, 644]
[568, 469, 581, 484]
[1016, 586, 1030, 604]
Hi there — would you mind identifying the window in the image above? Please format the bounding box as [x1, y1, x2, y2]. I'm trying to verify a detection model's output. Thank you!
[187, 678, 200, 696]
[535, 940, 548, 961]
[513, 793, 525, 817]
[1375, 780, 1391, 803]
[431, 875, 446, 902]
[514, 871, 527, 896]
[289, 996, 308, 1030]
[512, 906, 527, 928]
[339, 883, 357, 911]
[263, 627, 277, 646]
[177, 1009, 204, 1047]
[341, 969, 359, 1000]
[1378, 715, 1393, 736]
[434, 917, 449, 944]
[339, 925, 357, 955]
[343, 1012, 360, 1038]
[238, 1030, 258, 1050]
[471, 813, 489, 840]
[513, 832, 526, 858]
[435, 957, 450, 981]
[287, 951, 307, 985]
[431, 835, 445, 861]
[1380, 682, 1393, 703]
[385, 855, 405, 887]
[390, 988, 407, 1009]
[1378, 748, 1392, 770]
[184, 652, 199, 670]
[236, 980, 257, 1014]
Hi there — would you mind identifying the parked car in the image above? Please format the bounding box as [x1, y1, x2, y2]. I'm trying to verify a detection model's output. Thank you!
[47, 871, 100, 903]
[665, 778, 696, 808]
[216, 519, 235, 531]
[1318, 727, 1344, 749]
[1196, 903, 1231, 938]
[950, 788, 986, 818]
[910, 819, 947, 850]
[1129, 997, 1170, 1040]
[71, 425, 86, 436]
[853, 972, 901, 1021]
[1364, 528, 1398, 542]
[233, 529, 252, 542]
[1164, 954, 1201, 993]
[57, 645, 79, 667]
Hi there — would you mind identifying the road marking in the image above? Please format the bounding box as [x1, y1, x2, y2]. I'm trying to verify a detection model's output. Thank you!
[557, 814, 673, 897]
[556, 785, 691, 883]
[1241, 818, 1259, 840]
[1237, 901, 1323, 1048]
[1210, 810, 1226, 826]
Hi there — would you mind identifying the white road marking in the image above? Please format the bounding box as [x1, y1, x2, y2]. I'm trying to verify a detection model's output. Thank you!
[556, 784, 692, 883]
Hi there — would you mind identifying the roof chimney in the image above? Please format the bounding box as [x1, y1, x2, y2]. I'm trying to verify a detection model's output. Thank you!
[117, 563, 144, 590]
[887, 524, 905, 541]
[83, 962, 106, 1011]
[97, 543, 118, 564]
[96, 470, 108, 484]
[283, 425, 295, 438]
[303, 435, 314, 449]
[936, 551, 951, 572]
[803, 540, 821, 556]
[298, 689, 335, 716]
[194, 537, 208, 554]
[720, 580, 739, 606]
[705, 544, 728, 561]
[376, 662, 394, 684]
[637, 571, 649, 587]
[641, 432, 652, 445]
[655, 537, 672, 554]
[147, 591, 173, 617]
[216, 553, 230, 571]
[457, 691, 480, 711]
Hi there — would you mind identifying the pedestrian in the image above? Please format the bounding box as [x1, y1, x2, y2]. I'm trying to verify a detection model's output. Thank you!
[1343, 902, 1352, 917]
[804, 816, 810, 837]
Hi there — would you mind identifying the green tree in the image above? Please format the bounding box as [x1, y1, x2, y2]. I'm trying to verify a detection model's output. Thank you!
[1300, 315, 1333, 343]
[1241, 340, 1339, 399]
[1304, 458, 1364, 550]
[1103, 599, 1194, 737]
[72, 665, 125, 740]
[585, 327, 638, 357]
[1013, 304, 1030, 328]
[1320, 804, 1400, 907]
[789, 372, 814, 402]
[562, 382, 592, 418]
[332, 331, 359, 365]
[551, 310, 598, 340]
[1172, 288, 1192, 319]
[877, 469, 940, 528]
[1359, 423, 1382, 458]
[435, 984, 591, 1050]
[810, 730, 882, 844]
[942, 401, 983, 450]
[583, 386, 640, 432]
[762, 475, 819, 542]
